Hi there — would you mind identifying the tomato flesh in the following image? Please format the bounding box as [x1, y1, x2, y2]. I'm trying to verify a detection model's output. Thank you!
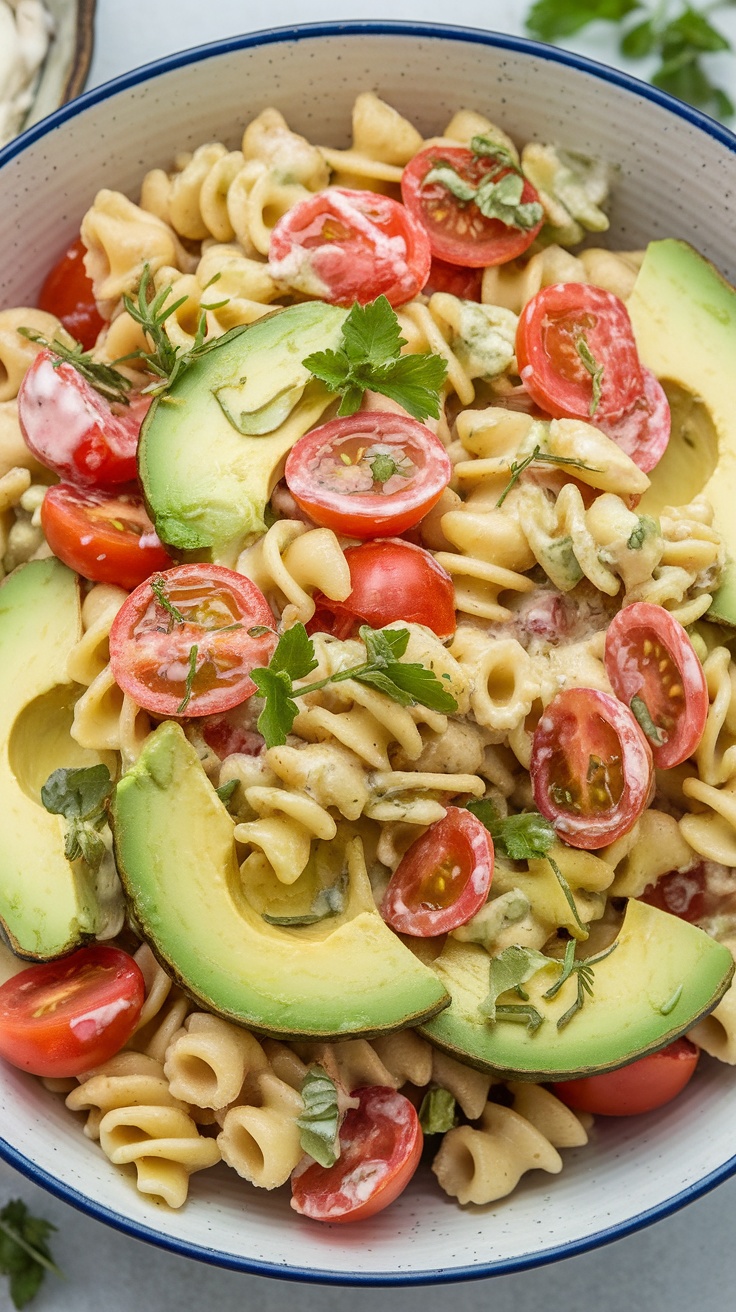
[640, 864, 706, 923]
[311, 538, 456, 640]
[41, 484, 172, 591]
[0, 946, 145, 1078]
[594, 368, 670, 474]
[269, 188, 431, 308]
[531, 687, 653, 849]
[285, 413, 451, 538]
[291, 1086, 422, 1222]
[402, 145, 543, 267]
[109, 564, 277, 718]
[423, 257, 482, 300]
[381, 807, 494, 936]
[516, 284, 643, 421]
[37, 236, 104, 351]
[604, 603, 708, 769]
[553, 1038, 700, 1116]
[18, 348, 150, 487]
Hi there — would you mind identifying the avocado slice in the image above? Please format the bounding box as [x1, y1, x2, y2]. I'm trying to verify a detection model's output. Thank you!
[111, 721, 449, 1038]
[0, 559, 110, 959]
[627, 239, 736, 624]
[418, 899, 733, 1081]
[138, 302, 346, 565]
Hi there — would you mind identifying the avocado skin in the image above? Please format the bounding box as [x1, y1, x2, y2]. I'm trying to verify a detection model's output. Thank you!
[0, 559, 102, 959]
[628, 239, 736, 626]
[111, 722, 450, 1039]
[418, 900, 734, 1081]
[138, 302, 347, 566]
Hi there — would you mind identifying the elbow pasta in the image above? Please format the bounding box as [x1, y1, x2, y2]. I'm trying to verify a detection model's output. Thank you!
[5, 89, 736, 1226]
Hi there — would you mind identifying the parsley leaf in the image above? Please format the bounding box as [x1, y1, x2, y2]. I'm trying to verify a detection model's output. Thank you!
[269, 622, 319, 682]
[41, 765, 113, 872]
[251, 666, 300, 746]
[467, 799, 556, 860]
[297, 1066, 343, 1167]
[0, 1199, 61, 1310]
[418, 1087, 459, 1134]
[303, 297, 448, 423]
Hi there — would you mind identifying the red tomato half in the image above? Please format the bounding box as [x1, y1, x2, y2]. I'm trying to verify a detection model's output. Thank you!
[291, 1086, 422, 1223]
[553, 1038, 700, 1116]
[423, 257, 482, 301]
[41, 485, 172, 590]
[37, 236, 104, 351]
[268, 188, 431, 308]
[311, 539, 456, 640]
[593, 368, 670, 474]
[640, 864, 706, 923]
[0, 946, 145, 1078]
[285, 413, 451, 538]
[604, 603, 708, 769]
[18, 348, 150, 486]
[381, 807, 494, 936]
[531, 687, 653, 850]
[516, 284, 643, 421]
[109, 563, 277, 718]
[402, 145, 543, 268]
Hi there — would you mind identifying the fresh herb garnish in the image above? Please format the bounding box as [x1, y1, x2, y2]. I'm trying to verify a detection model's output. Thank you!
[470, 135, 523, 173]
[251, 622, 458, 749]
[495, 444, 602, 508]
[215, 778, 238, 808]
[17, 329, 132, 406]
[423, 163, 543, 232]
[121, 263, 238, 396]
[543, 938, 618, 1029]
[480, 939, 616, 1033]
[627, 516, 658, 550]
[297, 1066, 343, 1167]
[40, 765, 113, 872]
[0, 1199, 62, 1310]
[303, 296, 448, 423]
[368, 452, 410, 483]
[150, 575, 185, 627]
[575, 334, 604, 416]
[467, 799, 588, 936]
[176, 644, 200, 715]
[418, 1087, 460, 1134]
[525, 0, 734, 119]
[630, 693, 668, 747]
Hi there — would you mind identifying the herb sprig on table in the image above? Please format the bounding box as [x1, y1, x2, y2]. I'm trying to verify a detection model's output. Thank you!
[525, 0, 735, 118]
[0, 1199, 62, 1310]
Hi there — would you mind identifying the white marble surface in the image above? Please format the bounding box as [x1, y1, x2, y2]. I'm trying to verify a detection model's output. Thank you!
[2, 1, 736, 1307]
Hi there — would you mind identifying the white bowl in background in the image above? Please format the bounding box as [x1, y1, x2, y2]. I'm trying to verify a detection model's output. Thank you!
[1, 21, 735, 1285]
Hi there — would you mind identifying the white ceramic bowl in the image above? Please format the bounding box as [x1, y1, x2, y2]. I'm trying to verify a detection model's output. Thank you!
[1, 21, 736, 1286]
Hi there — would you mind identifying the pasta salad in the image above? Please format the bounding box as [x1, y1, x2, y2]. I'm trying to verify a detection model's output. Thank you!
[0, 91, 735, 1223]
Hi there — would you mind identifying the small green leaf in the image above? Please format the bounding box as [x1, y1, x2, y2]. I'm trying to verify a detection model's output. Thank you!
[251, 666, 299, 748]
[176, 644, 200, 715]
[467, 800, 557, 861]
[270, 622, 319, 682]
[630, 693, 668, 747]
[480, 944, 550, 1023]
[418, 1087, 459, 1134]
[374, 659, 458, 714]
[0, 1200, 61, 1310]
[423, 164, 478, 202]
[368, 452, 409, 484]
[575, 333, 605, 415]
[297, 1066, 343, 1167]
[340, 295, 406, 368]
[525, 0, 640, 42]
[620, 16, 656, 57]
[215, 779, 238, 808]
[661, 7, 730, 55]
[41, 765, 112, 821]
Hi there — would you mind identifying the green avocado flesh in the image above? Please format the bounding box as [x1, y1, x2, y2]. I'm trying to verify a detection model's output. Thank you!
[0, 559, 108, 959]
[627, 239, 736, 625]
[138, 302, 347, 566]
[418, 900, 733, 1081]
[111, 721, 449, 1038]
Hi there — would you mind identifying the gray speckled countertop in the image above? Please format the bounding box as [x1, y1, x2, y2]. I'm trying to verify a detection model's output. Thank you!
[2, 2, 736, 1305]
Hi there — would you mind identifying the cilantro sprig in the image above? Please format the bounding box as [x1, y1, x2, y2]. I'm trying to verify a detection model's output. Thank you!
[303, 296, 448, 423]
[17, 329, 132, 406]
[250, 622, 458, 749]
[525, 0, 734, 119]
[0, 1199, 62, 1310]
[40, 765, 113, 872]
[495, 444, 603, 508]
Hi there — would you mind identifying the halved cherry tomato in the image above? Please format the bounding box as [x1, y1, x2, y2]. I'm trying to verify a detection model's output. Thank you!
[268, 188, 431, 308]
[109, 563, 277, 718]
[640, 863, 706, 923]
[531, 687, 653, 850]
[311, 539, 456, 640]
[402, 145, 543, 268]
[41, 484, 172, 590]
[604, 603, 708, 770]
[285, 413, 451, 538]
[593, 368, 670, 474]
[0, 946, 145, 1078]
[37, 236, 104, 351]
[18, 348, 150, 486]
[423, 257, 482, 300]
[516, 284, 643, 420]
[553, 1038, 700, 1116]
[381, 807, 494, 936]
[291, 1086, 422, 1223]
[200, 716, 264, 760]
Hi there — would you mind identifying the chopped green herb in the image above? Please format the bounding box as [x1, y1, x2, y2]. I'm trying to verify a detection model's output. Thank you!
[303, 296, 447, 423]
[368, 452, 410, 484]
[150, 575, 185, 627]
[423, 163, 543, 232]
[215, 778, 238, 808]
[40, 764, 113, 871]
[418, 1087, 459, 1134]
[17, 329, 132, 406]
[479, 944, 551, 1023]
[631, 693, 668, 747]
[575, 333, 604, 416]
[0, 1198, 62, 1310]
[467, 798, 555, 861]
[627, 516, 658, 550]
[176, 644, 200, 715]
[495, 444, 602, 508]
[297, 1066, 343, 1167]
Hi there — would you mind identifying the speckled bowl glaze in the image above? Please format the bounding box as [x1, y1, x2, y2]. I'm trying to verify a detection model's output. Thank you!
[1, 22, 736, 1286]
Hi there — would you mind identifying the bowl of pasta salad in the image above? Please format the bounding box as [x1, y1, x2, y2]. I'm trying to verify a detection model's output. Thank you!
[1, 19, 736, 1285]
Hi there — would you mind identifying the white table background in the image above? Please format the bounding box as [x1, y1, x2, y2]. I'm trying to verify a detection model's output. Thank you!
[3, 0, 736, 1306]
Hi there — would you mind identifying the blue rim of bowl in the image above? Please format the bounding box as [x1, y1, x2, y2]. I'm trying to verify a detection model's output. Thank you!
[2, 17, 736, 1285]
